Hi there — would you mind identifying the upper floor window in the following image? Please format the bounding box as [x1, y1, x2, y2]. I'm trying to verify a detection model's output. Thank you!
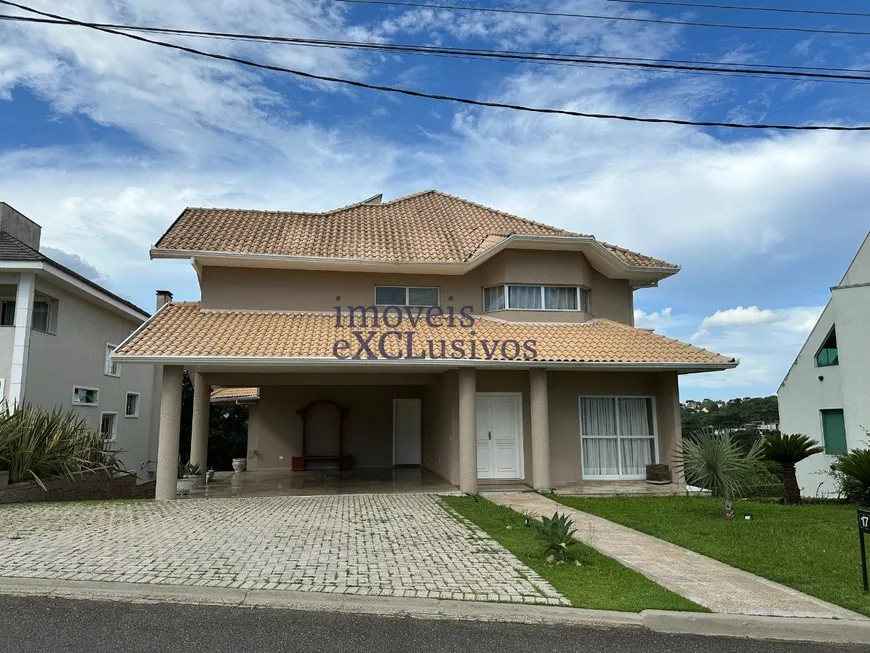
[815, 327, 838, 367]
[374, 286, 439, 307]
[32, 296, 57, 334]
[105, 344, 120, 377]
[0, 300, 14, 326]
[72, 386, 99, 407]
[484, 285, 589, 312]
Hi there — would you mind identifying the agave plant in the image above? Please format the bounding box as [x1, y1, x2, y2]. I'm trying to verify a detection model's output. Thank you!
[675, 427, 763, 520]
[533, 512, 579, 563]
[761, 433, 823, 505]
[0, 404, 119, 489]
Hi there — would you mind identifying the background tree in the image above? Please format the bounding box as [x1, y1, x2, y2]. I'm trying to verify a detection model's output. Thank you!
[179, 370, 249, 471]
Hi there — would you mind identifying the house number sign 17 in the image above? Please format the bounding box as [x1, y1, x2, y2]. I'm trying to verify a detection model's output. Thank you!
[858, 510, 870, 592]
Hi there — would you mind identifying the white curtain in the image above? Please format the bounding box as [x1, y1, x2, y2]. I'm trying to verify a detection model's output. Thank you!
[618, 398, 652, 436]
[583, 439, 619, 477]
[484, 286, 505, 311]
[621, 438, 654, 476]
[581, 397, 655, 478]
[508, 285, 542, 309]
[545, 286, 577, 310]
[580, 398, 616, 436]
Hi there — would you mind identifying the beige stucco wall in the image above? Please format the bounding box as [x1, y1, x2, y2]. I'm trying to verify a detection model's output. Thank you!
[250, 383, 427, 471]
[23, 278, 157, 478]
[199, 250, 634, 324]
[208, 368, 681, 485]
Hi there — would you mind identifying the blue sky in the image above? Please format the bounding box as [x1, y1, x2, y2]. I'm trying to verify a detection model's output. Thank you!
[1, 0, 868, 400]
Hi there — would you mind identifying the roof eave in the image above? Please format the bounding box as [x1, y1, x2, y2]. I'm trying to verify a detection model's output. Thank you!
[149, 235, 680, 282]
[111, 354, 737, 373]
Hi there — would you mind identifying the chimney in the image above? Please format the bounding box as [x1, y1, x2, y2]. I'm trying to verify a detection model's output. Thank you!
[0, 202, 41, 250]
[155, 290, 173, 311]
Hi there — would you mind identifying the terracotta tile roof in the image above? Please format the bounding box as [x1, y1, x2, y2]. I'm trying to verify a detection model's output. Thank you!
[116, 303, 735, 367]
[155, 190, 676, 270]
[210, 387, 259, 401]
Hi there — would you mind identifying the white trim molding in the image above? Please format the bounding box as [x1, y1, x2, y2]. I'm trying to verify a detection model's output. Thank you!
[8, 272, 35, 410]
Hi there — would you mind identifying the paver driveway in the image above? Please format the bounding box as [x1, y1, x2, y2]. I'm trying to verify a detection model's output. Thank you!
[0, 494, 567, 605]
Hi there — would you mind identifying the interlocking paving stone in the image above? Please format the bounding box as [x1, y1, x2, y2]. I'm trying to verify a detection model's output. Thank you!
[0, 495, 567, 606]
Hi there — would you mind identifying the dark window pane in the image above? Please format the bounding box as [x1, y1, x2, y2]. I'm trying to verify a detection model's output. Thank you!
[816, 327, 838, 367]
[408, 287, 438, 306]
[484, 286, 505, 311]
[375, 287, 406, 305]
[0, 300, 14, 326]
[578, 288, 589, 311]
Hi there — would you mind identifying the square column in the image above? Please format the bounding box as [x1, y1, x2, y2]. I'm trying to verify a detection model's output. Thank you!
[530, 368, 552, 491]
[189, 372, 210, 472]
[8, 272, 35, 409]
[458, 367, 478, 494]
[155, 365, 184, 501]
[656, 371, 684, 485]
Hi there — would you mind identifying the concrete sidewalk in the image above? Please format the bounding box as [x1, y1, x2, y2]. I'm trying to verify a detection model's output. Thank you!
[486, 492, 863, 620]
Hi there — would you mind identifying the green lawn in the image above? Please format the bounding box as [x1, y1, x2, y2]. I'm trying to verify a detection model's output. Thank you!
[555, 496, 870, 617]
[440, 495, 704, 613]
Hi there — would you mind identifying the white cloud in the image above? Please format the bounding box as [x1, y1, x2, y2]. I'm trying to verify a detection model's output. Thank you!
[633, 306, 673, 328]
[700, 306, 778, 328]
[681, 305, 825, 396]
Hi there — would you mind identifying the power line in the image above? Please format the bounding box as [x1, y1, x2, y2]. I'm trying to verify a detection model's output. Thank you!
[330, 0, 870, 37]
[591, 0, 870, 19]
[3, 13, 870, 85]
[3, 0, 870, 131]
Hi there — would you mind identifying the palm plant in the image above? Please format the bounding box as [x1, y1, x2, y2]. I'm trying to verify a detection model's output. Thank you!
[675, 427, 763, 520]
[761, 433, 823, 505]
[834, 449, 870, 503]
[0, 404, 118, 489]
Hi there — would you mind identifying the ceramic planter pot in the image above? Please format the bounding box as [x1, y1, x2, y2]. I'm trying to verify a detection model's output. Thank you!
[232, 458, 247, 473]
[189, 474, 204, 489]
[176, 477, 196, 495]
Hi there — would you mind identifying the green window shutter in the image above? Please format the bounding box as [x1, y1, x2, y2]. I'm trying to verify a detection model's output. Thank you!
[820, 409, 847, 455]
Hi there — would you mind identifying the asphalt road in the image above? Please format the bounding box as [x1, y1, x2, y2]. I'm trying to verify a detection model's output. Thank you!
[0, 596, 865, 653]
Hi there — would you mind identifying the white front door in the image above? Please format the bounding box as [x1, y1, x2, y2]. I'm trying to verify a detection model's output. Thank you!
[393, 398, 422, 465]
[476, 393, 523, 479]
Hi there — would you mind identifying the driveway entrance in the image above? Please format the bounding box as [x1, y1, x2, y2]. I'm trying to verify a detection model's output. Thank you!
[0, 494, 567, 605]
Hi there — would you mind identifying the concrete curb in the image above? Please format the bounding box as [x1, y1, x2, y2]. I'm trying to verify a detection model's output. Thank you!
[0, 578, 867, 644]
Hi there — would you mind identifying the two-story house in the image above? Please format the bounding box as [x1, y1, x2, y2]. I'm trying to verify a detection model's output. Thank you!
[114, 191, 736, 500]
[0, 202, 159, 479]
[779, 232, 870, 497]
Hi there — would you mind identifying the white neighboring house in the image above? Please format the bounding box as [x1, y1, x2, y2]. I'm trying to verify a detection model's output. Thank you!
[0, 202, 159, 480]
[778, 232, 870, 497]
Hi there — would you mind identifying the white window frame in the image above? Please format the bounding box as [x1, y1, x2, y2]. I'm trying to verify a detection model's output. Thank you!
[31, 295, 57, 334]
[483, 284, 589, 312]
[72, 385, 99, 407]
[373, 286, 440, 307]
[578, 395, 659, 481]
[100, 411, 118, 441]
[105, 343, 120, 377]
[125, 392, 140, 418]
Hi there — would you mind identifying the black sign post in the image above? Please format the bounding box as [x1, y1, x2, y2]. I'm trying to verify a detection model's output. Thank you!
[858, 510, 870, 592]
